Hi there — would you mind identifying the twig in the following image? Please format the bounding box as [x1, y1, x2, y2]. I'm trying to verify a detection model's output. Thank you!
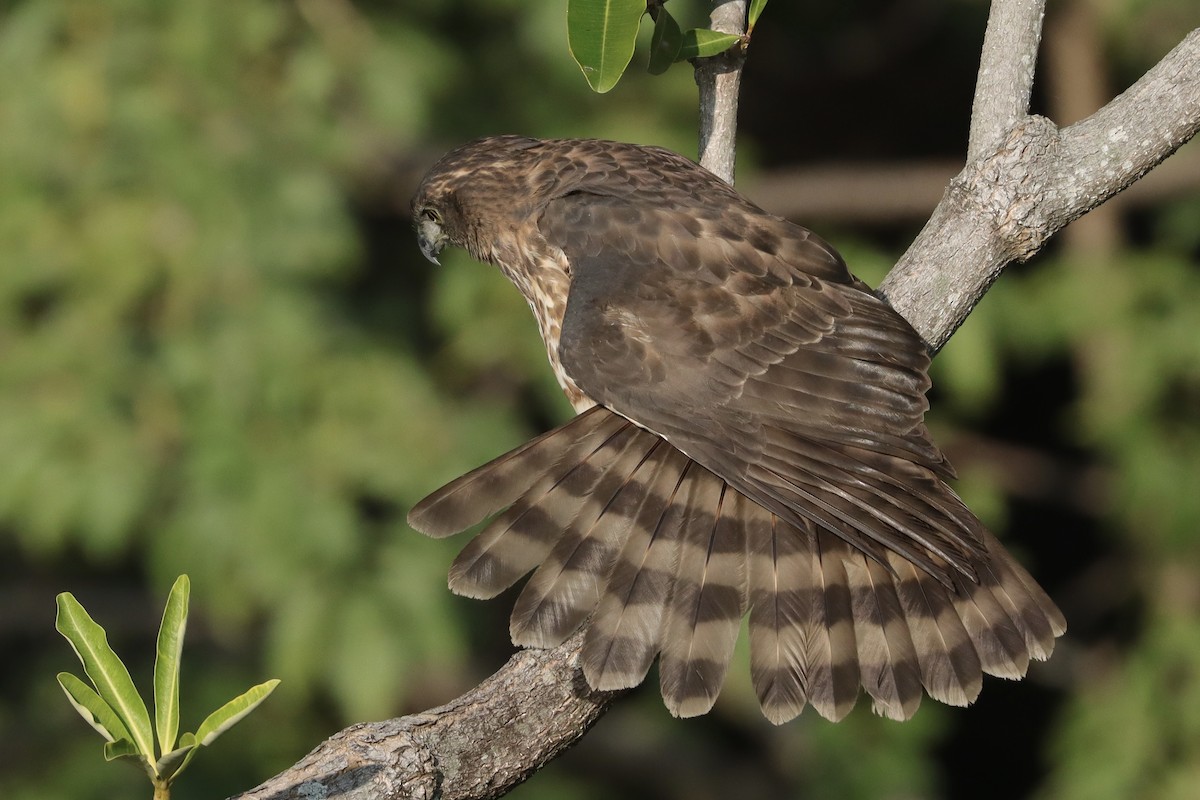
[696, 1, 748, 183]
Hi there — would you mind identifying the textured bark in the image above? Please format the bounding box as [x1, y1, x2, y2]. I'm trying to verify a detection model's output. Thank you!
[229, 7, 1200, 800]
[231, 630, 623, 800]
[968, 0, 1046, 161]
[743, 151, 1200, 223]
[695, 1, 747, 183]
[879, 26, 1200, 352]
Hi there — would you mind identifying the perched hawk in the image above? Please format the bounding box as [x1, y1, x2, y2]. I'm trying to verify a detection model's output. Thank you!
[408, 136, 1064, 723]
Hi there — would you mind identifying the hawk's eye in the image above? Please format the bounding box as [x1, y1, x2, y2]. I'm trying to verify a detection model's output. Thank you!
[420, 208, 442, 225]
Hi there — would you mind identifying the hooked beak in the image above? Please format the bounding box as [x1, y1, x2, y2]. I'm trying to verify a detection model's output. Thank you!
[416, 217, 446, 265]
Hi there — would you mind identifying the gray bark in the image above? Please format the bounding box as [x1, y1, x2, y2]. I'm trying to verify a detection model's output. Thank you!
[231, 630, 622, 800]
[696, 1, 747, 183]
[879, 26, 1200, 351]
[968, 0, 1046, 161]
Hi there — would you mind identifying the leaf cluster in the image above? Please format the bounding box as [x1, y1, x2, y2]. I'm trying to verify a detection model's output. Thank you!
[56, 577, 278, 798]
[567, 0, 768, 92]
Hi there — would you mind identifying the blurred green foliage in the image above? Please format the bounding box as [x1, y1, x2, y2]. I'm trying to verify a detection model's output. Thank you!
[1, 1, 1198, 799]
[0, 0, 479, 719]
[936, 249, 1200, 800]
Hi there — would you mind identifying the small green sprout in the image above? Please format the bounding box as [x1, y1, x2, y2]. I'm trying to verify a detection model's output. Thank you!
[56, 575, 279, 800]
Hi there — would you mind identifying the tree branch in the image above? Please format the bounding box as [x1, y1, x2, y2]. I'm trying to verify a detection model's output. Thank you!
[230, 16, 1200, 800]
[968, 0, 1046, 161]
[879, 25, 1200, 351]
[740, 148, 1200, 224]
[696, 0, 748, 183]
[231, 630, 623, 800]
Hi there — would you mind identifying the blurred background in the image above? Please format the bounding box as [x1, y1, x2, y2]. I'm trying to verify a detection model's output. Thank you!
[2, 0, 1198, 798]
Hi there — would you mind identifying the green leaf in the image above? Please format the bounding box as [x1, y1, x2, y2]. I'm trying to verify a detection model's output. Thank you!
[677, 28, 743, 60]
[154, 575, 190, 757]
[103, 739, 143, 762]
[194, 679, 280, 746]
[647, 7, 683, 75]
[169, 682, 279, 783]
[57, 672, 133, 744]
[567, 0, 645, 93]
[56, 593, 156, 769]
[172, 733, 202, 781]
[155, 741, 198, 784]
[748, 0, 769, 30]
[104, 741, 156, 782]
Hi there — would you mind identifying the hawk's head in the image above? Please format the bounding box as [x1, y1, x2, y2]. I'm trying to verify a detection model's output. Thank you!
[411, 135, 543, 265]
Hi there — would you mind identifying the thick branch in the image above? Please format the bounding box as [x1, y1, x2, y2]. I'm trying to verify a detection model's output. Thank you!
[231, 630, 623, 800]
[231, 21, 1200, 800]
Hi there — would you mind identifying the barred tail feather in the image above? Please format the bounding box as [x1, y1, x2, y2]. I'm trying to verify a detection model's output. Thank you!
[408, 406, 621, 537]
[747, 507, 815, 724]
[978, 529, 1067, 660]
[448, 417, 638, 598]
[581, 447, 692, 690]
[845, 555, 923, 721]
[810, 532, 861, 721]
[949, 572, 1032, 680]
[510, 424, 662, 646]
[659, 474, 748, 718]
[887, 549, 983, 707]
[410, 410, 1065, 723]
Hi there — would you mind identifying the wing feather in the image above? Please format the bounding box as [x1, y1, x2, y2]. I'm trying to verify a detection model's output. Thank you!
[553, 195, 975, 584]
[408, 137, 1065, 724]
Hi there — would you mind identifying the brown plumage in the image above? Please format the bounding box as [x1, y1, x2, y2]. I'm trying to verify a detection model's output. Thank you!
[408, 136, 1065, 723]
